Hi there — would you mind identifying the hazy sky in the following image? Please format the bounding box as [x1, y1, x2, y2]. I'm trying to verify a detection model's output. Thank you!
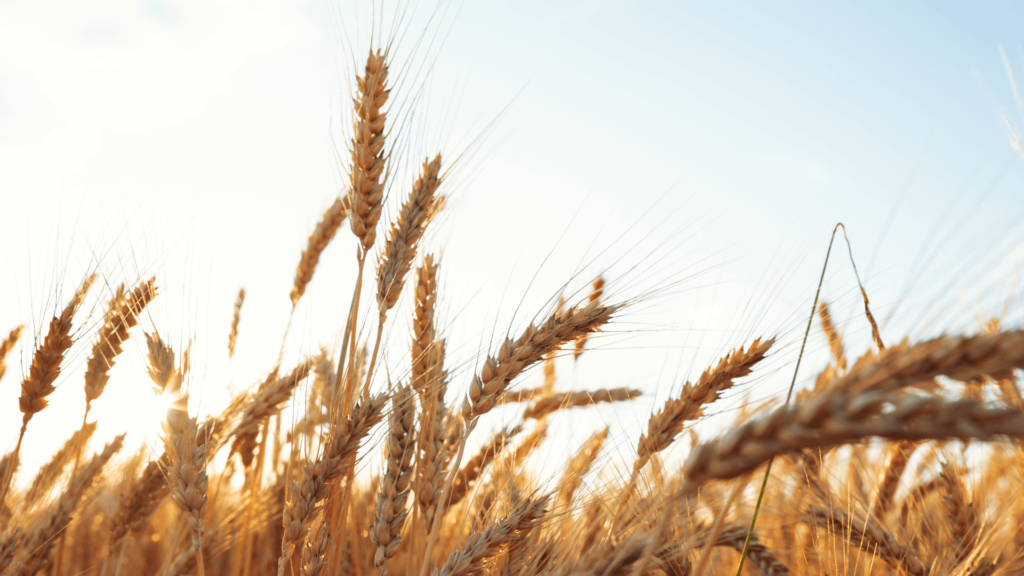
[2, 0, 1024, 478]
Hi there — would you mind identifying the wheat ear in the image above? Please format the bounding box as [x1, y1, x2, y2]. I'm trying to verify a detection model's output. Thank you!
[347, 49, 390, 254]
[300, 521, 331, 576]
[0, 324, 23, 384]
[1, 273, 95, 508]
[146, 331, 184, 396]
[370, 384, 416, 570]
[558, 426, 609, 506]
[448, 425, 522, 507]
[292, 196, 349, 307]
[806, 505, 924, 576]
[716, 526, 791, 576]
[681, 390, 1024, 496]
[231, 361, 312, 467]
[524, 387, 640, 420]
[635, 338, 774, 474]
[11, 434, 124, 576]
[462, 300, 619, 420]
[871, 440, 917, 518]
[574, 276, 604, 361]
[229, 288, 245, 357]
[278, 393, 388, 575]
[818, 301, 847, 371]
[432, 494, 550, 576]
[26, 422, 97, 500]
[84, 277, 157, 416]
[376, 155, 442, 318]
[108, 458, 170, 552]
[161, 398, 210, 576]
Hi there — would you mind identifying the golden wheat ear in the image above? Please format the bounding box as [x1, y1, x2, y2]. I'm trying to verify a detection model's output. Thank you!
[161, 398, 210, 576]
[370, 383, 415, 570]
[348, 49, 390, 255]
[0, 324, 24, 385]
[83, 277, 158, 417]
[229, 287, 245, 357]
[635, 337, 774, 475]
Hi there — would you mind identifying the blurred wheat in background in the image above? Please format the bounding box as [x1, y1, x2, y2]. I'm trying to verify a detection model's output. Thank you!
[4, 2, 1024, 575]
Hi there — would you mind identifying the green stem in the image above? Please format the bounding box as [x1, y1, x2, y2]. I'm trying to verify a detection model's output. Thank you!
[733, 223, 841, 576]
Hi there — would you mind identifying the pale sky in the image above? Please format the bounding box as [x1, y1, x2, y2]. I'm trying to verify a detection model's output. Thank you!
[2, 0, 1024, 480]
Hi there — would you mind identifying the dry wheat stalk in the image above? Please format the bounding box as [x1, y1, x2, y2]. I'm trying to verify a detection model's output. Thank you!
[292, 196, 349, 307]
[84, 277, 157, 414]
[26, 422, 97, 500]
[462, 301, 619, 419]
[370, 384, 415, 569]
[278, 393, 387, 574]
[574, 276, 604, 361]
[806, 505, 925, 576]
[0, 324, 23, 384]
[347, 49, 390, 254]
[635, 338, 774, 474]
[229, 288, 245, 357]
[161, 399, 210, 576]
[558, 427, 608, 506]
[376, 155, 442, 317]
[524, 387, 641, 420]
[231, 362, 313, 467]
[11, 434, 124, 576]
[432, 494, 550, 576]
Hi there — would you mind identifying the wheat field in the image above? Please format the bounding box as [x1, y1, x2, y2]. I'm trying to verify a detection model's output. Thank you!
[3, 15, 1024, 576]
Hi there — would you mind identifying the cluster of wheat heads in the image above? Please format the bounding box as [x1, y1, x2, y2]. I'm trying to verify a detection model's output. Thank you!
[3, 45, 1024, 576]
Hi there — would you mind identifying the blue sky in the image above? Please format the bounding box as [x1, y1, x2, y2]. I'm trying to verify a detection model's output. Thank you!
[1, 0, 1023, 477]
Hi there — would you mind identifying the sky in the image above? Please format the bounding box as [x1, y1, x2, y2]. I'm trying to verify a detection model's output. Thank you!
[2, 0, 1024, 481]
